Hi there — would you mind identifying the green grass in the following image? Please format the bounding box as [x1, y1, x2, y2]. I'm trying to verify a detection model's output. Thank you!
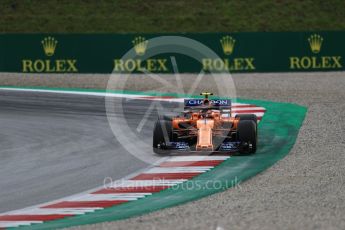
[0, 0, 344, 33]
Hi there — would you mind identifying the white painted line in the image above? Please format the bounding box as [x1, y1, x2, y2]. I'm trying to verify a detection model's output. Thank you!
[110, 179, 187, 187]
[9, 208, 101, 215]
[0, 88, 188, 103]
[80, 193, 151, 197]
[232, 103, 250, 106]
[232, 107, 266, 111]
[167, 156, 230, 162]
[69, 194, 149, 201]
[0, 221, 43, 228]
[0, 88, 151, 99]
[145, 167, 213, 173]
[68, 197, 138, 202]
[138, 97, 184, 103]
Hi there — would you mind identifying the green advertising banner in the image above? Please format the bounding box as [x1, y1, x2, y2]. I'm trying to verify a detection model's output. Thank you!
[1, 32, 345, 74]
[0, 36, 4, 71]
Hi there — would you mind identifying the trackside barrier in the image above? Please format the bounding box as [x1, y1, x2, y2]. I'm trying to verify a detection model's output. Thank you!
[0, 32, 344, 73]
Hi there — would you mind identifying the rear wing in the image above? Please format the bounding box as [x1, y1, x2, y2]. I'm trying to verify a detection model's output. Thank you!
[184, 99, 231, 110]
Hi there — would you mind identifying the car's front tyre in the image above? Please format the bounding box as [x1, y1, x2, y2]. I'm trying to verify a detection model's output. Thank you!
[237, 120, 257, 154]
[153, 118, 172, 155]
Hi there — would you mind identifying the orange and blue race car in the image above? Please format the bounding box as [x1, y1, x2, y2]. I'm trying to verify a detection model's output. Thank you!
[153, 92, 258, 155]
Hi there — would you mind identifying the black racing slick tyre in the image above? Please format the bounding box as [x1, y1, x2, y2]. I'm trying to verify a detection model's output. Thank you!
[237, 120, 257, 154]
[235, 114, 258, 124]
[153, 119, 173, 155]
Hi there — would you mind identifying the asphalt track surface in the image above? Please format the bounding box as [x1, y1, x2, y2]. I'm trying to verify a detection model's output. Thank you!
[0, 90, 170, 213]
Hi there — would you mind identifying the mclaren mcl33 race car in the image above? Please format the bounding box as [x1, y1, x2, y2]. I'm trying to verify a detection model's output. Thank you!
[153, 92, 258, 155]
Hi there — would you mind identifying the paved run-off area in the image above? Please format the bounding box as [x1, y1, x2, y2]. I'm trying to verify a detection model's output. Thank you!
[63, 72, 344, 230]
[0, 71, 344, 229]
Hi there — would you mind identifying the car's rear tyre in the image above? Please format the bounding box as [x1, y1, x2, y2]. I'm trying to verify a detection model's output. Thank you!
[153, 118, 173, 155]
[237, 120, 257, 154]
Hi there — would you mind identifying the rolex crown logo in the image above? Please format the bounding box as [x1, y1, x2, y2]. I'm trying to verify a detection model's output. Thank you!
[220, 35, 236, 55]
[41, 36, 58, 56]
[132, 36, 148, 56]
[308, 34, 323, 54]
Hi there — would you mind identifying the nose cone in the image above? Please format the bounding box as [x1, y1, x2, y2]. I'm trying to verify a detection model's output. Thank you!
[196, 119, 214, 151]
